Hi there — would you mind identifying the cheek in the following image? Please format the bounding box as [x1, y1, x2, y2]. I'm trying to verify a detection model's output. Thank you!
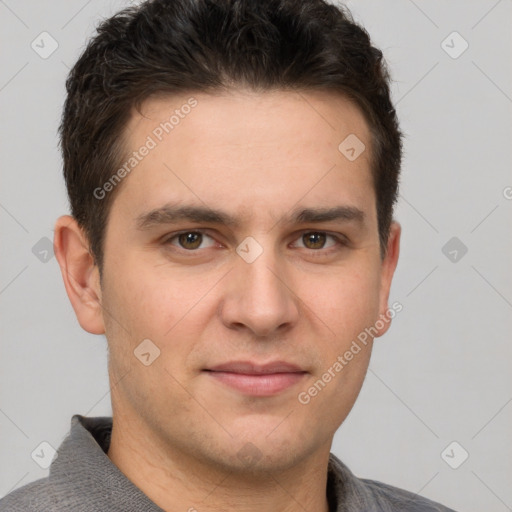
[305, 265, 382, 339]
[101, 261, 208, 403]
[103, 257, 221, 347]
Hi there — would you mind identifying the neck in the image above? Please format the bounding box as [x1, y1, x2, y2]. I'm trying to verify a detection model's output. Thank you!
[107, 411, 332, 512]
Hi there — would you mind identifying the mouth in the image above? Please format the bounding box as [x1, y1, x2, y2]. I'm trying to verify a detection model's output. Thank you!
[203, 361, 308, 397]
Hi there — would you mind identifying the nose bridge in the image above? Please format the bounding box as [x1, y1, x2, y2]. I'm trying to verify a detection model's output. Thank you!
[220, 239, 299, 336]
[242, 249, 284, 303]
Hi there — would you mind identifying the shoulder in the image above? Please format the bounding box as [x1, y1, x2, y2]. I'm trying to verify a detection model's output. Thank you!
[0, 477, 55, 512]
[0, 476, 80, 512]
[328, 454, 457, 512]
[0, 477, 83, 512]
[359, 477, 457, 511]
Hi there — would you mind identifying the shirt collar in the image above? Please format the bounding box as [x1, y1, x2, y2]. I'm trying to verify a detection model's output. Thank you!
[49, 415, 164, 511]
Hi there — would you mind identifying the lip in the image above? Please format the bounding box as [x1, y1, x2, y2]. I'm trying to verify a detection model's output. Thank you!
[203, 360, 307, 396]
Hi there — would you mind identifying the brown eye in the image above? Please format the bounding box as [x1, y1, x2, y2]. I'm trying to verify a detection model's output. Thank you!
[177, 232, 203, 249]
[165, 231, 216, 252]
[302, 232, 327, 249]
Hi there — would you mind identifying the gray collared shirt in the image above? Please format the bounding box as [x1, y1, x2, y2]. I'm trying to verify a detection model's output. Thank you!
[0, 415, 456, 511]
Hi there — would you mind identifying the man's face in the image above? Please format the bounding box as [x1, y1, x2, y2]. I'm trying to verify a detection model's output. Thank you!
[98, 90, 399, 472]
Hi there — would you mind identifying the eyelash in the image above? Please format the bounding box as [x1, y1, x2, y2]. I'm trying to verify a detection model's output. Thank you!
[162, 230, 348, 254]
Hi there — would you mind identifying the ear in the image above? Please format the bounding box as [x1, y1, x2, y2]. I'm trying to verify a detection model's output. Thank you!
[375, 221, 401, 337]
[54, 215, 105, 335]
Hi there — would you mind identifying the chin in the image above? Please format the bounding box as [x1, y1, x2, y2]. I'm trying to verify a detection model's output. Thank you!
[212, 441, 309, 476]
[224, 426, 316, 474]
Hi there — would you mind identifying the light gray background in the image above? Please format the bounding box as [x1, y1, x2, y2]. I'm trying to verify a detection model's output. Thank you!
[1, 1, 511, 510]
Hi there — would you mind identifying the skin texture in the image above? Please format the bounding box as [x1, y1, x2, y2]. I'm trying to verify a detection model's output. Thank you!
[54, 89, 400, 512]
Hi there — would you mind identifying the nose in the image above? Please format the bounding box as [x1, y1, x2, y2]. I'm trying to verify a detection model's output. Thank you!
[219, 246, 300, 338]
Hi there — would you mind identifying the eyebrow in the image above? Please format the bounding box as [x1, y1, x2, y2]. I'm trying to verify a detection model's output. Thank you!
[135, 204, 365, 231]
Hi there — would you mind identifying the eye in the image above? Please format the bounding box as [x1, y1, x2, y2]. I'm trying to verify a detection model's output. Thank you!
[166, 231, 216, 250]
[293, 231, 342, 250]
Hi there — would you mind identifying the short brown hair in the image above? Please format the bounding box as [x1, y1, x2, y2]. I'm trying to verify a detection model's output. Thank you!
[60, 0, 402, 270]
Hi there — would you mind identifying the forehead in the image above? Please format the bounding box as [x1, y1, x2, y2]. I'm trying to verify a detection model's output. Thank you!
[130, 88, 370, 152]
[111, 89, 375, 227]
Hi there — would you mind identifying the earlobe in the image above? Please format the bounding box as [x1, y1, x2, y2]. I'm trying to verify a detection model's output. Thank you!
[54, 215, 105, 335]
[375, 221, 401, 337]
